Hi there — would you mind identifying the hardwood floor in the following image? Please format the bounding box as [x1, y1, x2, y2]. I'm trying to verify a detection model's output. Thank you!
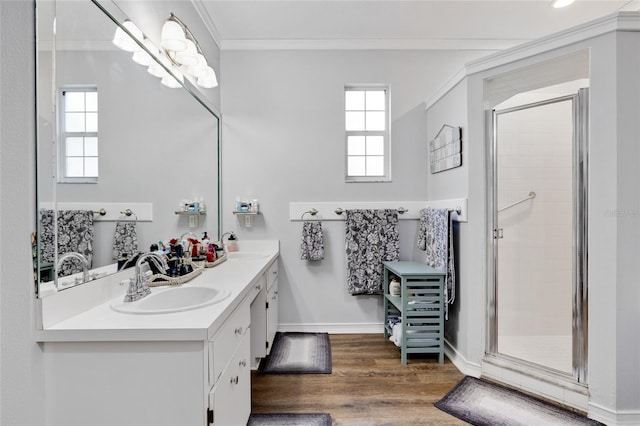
[251, 334, 468, 425]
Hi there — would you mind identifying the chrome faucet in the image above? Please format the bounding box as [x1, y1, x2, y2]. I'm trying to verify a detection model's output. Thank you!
[56, 252, 89, 288]
[123, 252, 169, 302]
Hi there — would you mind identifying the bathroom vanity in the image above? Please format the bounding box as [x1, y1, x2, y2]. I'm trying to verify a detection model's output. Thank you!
[36, 241, 279, 426]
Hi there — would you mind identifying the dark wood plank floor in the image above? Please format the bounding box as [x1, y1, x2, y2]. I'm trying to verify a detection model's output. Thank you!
[251, 334, 468, 425]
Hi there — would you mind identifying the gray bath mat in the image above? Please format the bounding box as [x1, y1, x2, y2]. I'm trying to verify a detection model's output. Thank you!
[436, 376, 604, 425]
[247, 413, 332, 426]
[258, 332, 332, 374]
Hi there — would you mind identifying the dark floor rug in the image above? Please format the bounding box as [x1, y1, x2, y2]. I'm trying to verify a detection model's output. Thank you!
[436, 376, 604, 426]
[258, 332, 332, 374]
[247, 413, 332, 426]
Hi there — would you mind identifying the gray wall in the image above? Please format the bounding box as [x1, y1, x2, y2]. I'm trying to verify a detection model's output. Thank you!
[0, 1, 46, 424]
[220, 49, 492, 330]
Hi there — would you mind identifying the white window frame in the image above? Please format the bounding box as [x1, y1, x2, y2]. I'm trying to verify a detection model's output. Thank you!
[344, 85, 391, 182]
[57, 86, 99, 183]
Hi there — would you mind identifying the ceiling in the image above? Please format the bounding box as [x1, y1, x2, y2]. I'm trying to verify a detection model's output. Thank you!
[196, 0, 640, 50]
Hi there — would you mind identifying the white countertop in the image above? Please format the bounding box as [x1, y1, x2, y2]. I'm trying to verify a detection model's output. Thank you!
[36, 242, 279, 343]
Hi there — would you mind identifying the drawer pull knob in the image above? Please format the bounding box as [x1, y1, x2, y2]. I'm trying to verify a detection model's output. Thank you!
[235, 327, 243, 335]
[230, 376, 239, 385]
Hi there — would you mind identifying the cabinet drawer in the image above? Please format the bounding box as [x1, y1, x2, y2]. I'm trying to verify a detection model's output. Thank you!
[248, 275, 266, 303]
[210, 301, 250, 387]
[266, 261, 278, 290]
[209, 333, 251, 426]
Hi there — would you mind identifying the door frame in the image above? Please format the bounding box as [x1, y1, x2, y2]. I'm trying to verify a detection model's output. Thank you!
[485, 89, 589, 384]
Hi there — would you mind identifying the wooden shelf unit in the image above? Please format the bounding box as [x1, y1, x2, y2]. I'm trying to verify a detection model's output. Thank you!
[383, 261, 445, 364]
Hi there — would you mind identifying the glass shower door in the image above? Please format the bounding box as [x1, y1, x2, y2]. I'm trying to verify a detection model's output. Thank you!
[491, 90, 588, 381]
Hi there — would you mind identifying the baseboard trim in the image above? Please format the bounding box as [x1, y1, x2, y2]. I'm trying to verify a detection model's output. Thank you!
[444, 339, 482, 378]
[278, 323, 384, 334]
[588, 402, 640, 426]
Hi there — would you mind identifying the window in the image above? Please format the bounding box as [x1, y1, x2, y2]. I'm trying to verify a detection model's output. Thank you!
[345, 86, 390, 182]
[58, 87, 99, 182]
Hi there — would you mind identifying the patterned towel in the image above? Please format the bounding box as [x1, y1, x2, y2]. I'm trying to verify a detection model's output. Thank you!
[301, 221, 325, 261]
[417, 207, 456, 319]
[40, 209, 94, 277]
[345, 209, 400, 295]
[113, 221, 138, 260]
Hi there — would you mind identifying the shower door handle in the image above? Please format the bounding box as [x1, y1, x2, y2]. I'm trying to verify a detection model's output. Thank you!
[494, 228, 504, 239]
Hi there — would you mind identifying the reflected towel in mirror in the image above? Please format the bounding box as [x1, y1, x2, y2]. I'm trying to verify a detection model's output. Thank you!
[40, 209, 95, 276]
[113, 221, 138, 260]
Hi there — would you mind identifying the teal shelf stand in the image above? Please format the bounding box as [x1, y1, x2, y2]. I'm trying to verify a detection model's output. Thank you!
[383, 261, 445, 364]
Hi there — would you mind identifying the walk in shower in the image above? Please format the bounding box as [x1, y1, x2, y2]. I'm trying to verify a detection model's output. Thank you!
[487, 84, 589, 384]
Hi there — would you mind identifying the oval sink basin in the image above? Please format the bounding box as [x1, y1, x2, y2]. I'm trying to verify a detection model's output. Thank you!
[111, 286, 230, 315]
[226, 252, 269, 261]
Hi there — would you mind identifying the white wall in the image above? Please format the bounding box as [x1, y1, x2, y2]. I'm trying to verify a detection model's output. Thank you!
[0, 1, 46, 424]
[220, 49, 492, 331]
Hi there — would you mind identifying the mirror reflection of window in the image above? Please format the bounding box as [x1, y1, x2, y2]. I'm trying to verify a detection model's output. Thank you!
[58, 87, 99, 182]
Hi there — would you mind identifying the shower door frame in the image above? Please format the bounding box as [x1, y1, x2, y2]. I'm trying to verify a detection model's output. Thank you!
[486, 89, 589, 384]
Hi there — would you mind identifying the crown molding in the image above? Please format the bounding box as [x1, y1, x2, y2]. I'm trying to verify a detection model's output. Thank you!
[191, 0, 223, 50]
[220, 37, 525, 51]
[425, 11, 640, 110]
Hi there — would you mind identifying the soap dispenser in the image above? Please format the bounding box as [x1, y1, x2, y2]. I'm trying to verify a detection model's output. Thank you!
[226, 234, 238, 252]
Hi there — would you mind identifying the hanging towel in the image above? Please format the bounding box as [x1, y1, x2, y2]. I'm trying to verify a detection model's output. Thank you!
[300, 221, 325, 261]
[40, 209, 95, 277]
[417, 207, 456, 319]
[113, 221, 138, 260]
[345, 209, 400, 295]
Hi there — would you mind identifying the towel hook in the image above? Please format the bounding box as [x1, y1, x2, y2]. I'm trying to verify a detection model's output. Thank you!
[301, 208, 318, 220]
[120, 209, 138, 221]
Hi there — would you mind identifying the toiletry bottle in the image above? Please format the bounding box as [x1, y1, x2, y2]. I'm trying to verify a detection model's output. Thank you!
[199, 197, 206, 213]
[226, 234, 238, 252]
[202, 232, 210, 249]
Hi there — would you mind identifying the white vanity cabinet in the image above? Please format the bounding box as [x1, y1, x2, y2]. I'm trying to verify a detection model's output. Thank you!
[208, 300, 251, 425]
[39, 243, 280, 426]
[250, 259, 279, 366]
[265, 261, 279, 354]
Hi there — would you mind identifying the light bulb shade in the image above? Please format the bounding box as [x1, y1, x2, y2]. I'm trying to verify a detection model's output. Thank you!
[197, 66, 218, 89]
[113, 20, 143, 52]
[132, 38, 160, 66]
[552, 0, 575, 7]
[174, 39, 199, 66]
[161, 67, 184, 88]
[186, 54, 209, 78]
[148, 55, 172, 78]
[161, 19, 187, 52]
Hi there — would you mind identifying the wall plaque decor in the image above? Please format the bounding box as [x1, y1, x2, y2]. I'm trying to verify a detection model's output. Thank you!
[429, 125, 462, 174]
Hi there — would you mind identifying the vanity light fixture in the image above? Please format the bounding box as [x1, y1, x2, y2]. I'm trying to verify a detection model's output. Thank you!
[112, 20, 144, 52]
[112, 13, 218, 90]
[132, 38, 160, 67]
[552, 0, 575, 8]
[161, 13, 218, 88]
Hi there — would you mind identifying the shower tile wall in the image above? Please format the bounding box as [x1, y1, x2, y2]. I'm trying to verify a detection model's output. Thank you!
[496, 100, 573, 371]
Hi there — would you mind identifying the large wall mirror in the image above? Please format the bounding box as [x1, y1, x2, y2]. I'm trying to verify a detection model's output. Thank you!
[36, 0, 221, 296]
